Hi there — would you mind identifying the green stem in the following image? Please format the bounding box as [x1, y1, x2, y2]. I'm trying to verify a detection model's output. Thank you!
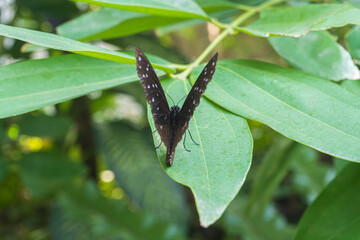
[172, 0, 285, 80]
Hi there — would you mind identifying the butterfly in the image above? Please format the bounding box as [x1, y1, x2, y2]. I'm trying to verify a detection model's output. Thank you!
[135, 48, 218, 166]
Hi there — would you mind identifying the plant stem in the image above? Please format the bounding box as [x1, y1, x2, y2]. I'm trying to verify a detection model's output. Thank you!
[172, 0, 286, 80]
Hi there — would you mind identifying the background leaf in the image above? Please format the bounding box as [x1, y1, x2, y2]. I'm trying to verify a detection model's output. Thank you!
[57, 8, 185, 41]
[269, 31, 360, 81]
[295, 163, 360, 240]
[193, 60, 360, 162]
[58, 181, 187, 240]
[239, 4, 360, 37]
[95, 122, 188, 226]
[73, 0, 208, 19]
[345, 25, 360, 60]
[18, 152, 85, 197]
[148, 78, 253, 227]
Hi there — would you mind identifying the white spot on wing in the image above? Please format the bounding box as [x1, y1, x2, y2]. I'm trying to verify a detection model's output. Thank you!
[147, 85, 150, 89]
[212, 61, 215, 66]
[138, 56, 141, 61]
[205, 71, 207, 75]
[146, 67, 149, 71]
[193, 100, 196, 104]
[152, 97, 155, 102]
[152, 84, 154, 87]
[157, 107, 159, 110]
[155, 84, 158, 88]
[142, 74, 145, 77]
[139, 65, 142, 69]
[211, 70, 213, 74]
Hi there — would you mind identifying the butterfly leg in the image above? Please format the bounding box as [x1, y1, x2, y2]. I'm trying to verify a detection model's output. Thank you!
[187, 130, 199, 145]
[155, 140, 163, 149]
[183, 132, 191, 152]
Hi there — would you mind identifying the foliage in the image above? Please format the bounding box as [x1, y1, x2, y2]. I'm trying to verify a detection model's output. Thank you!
[0, 0, 360, 239]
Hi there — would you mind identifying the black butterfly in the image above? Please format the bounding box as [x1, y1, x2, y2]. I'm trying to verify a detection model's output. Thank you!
[135, 48, 218, 166]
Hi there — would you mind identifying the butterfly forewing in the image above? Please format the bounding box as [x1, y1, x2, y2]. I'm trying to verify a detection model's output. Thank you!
[169, 53, 218, 164]
[135, 48, 171, 145]
[179, 53, 218, 122]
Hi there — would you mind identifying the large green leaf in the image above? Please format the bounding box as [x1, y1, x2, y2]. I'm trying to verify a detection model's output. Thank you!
[0, 24, 174, 73]
[345, 25, 360, 60]
[57, 8, 185, 41]
[18, 115, 73, 139]
[239, 4, 360, 37]
[148, 78, 253, 227]
[0, 54, 162, 118]
[95, 122, 188, 226]
[59, 181, 187, 240]
[74, 0, 208, 19]
[295, 163, 360, 240]
[191, 59, 360, 162]
[269, 31, 360, 81]
[18, 153, 85, 197]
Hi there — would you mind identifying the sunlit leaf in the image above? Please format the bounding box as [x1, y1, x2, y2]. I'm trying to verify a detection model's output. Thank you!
[269, 31, 360, 81]
[239, 4, 360, 37]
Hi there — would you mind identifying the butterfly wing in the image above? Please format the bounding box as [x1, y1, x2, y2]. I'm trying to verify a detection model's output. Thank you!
[135, 48, 171, 150]
[179, 53, 218, 121]
[167, 53, 218, 164]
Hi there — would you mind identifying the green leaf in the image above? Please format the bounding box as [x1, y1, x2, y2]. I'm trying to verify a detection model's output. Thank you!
[191, 59, 360, 162]
[59, 181, 187, 240]
[0, 24, 175, 73]
[19, 115, 73, 139]
[148, 78, 253, 227]
[18, 152, 85, 197]
[345, 25, 360, 60]
[269, 31, 360, 81]
[74, 0, 208, 19]
[239, 4, 360, 37]
[95, 122, 188, 226]
[57, 8, 185, 41]
[295, 163, 360, 240]
[341, 80, 360, 95]
[0, 54, 143, 118]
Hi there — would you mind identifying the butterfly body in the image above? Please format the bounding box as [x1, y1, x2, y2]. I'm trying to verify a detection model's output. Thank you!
[135, 48, 217, 166]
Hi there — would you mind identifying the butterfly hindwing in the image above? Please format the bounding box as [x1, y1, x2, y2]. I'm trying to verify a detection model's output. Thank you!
[135, 48, 171, 147]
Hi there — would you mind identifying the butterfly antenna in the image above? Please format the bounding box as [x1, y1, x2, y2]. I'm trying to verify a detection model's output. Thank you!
[176, 95, 187, 106]
[164, 90, 175, 106]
